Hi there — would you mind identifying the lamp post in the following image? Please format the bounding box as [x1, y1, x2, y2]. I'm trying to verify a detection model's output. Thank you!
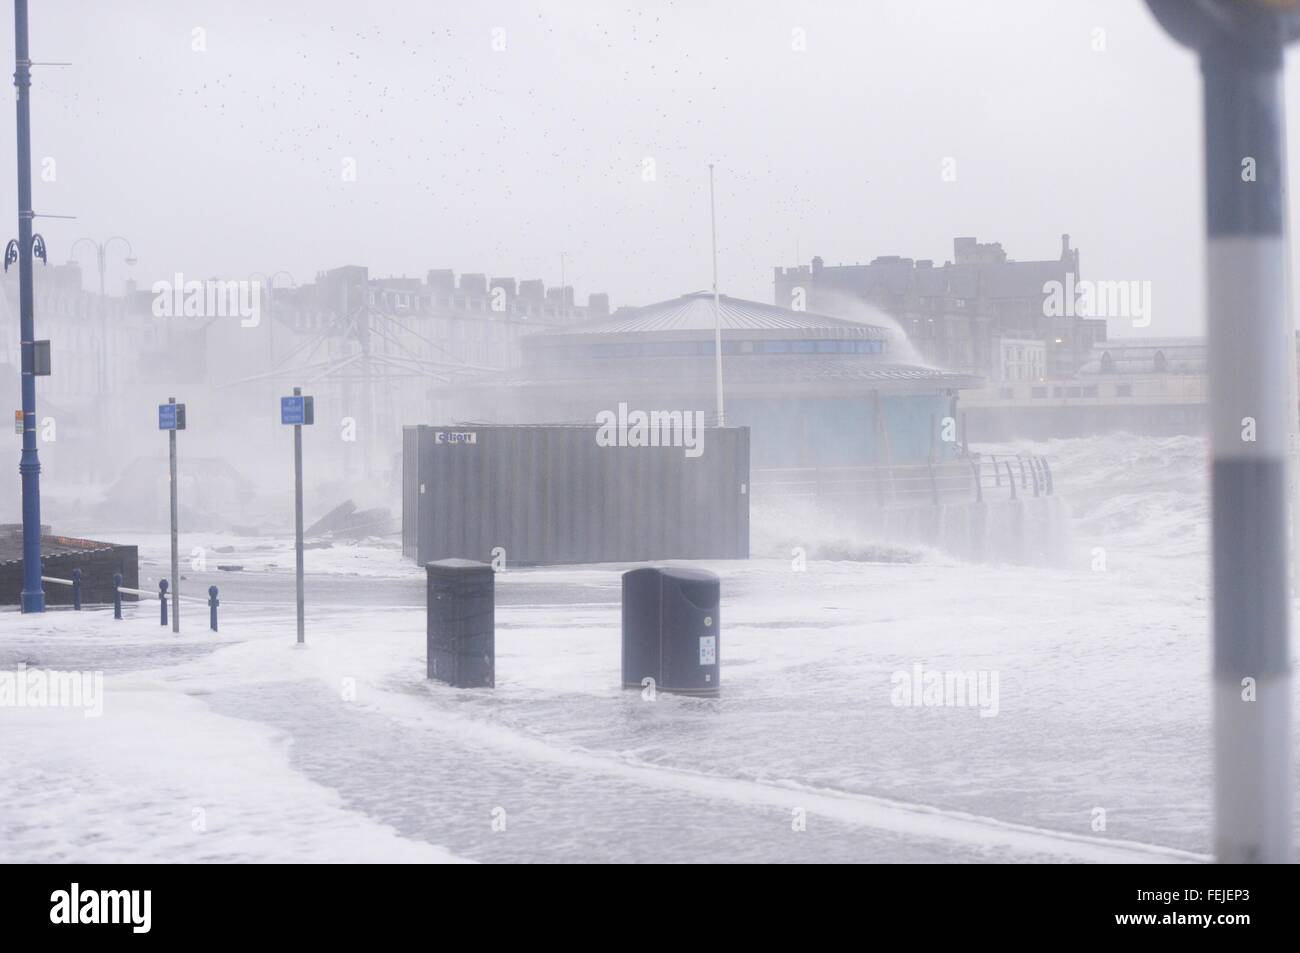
[1146, 0, 1300, 864]
[9, 0, 43, 612]
[708, 163, 725, 427]
[69, 235, 135, 394]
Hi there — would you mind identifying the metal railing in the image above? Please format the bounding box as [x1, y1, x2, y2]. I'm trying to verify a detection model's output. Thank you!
[971, 453, 1054, 501]
[40, 568, 82, 610]
[112, 574, 220, 631]
[35, 567, 220, 631]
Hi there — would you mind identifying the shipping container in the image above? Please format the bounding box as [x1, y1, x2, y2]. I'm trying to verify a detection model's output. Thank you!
[402, 424, 749, 566]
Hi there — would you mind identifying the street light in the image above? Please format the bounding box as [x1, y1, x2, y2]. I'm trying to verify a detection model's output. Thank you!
[69, 235, 135, 394]
[1146, 0, 1300, 864]
[9, 0, 44, 612]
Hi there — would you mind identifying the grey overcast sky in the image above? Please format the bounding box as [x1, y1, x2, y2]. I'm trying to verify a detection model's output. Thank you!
[5, 0, 1300, 337]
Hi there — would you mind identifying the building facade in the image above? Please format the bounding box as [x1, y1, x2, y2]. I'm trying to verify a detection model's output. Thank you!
[439, 291, 980, 469]
[773, 235, 1107, 380]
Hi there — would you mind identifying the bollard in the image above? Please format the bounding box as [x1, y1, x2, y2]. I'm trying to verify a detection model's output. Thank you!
[208, 585, 219, 632]
[1005, 461, 1017, 500]
[971, 460, 983, 503]
[1040, 457, 1054, 496]
[1030, 458, 1041, 498]
[159, 578, 169, 627]
[113, 572, 122, 620]
[426, 559, 494, 688]
[71, 568, 81, 611]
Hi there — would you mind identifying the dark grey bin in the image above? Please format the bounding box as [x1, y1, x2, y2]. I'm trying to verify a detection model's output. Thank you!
[622, 566, 720, 696]
[426, 558, 495, 688]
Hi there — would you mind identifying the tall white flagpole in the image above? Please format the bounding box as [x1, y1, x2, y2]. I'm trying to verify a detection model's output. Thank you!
[709, 163, 725, 427]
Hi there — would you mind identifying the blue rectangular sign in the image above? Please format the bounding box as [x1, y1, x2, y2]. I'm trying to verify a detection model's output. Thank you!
[158, 403, 185, 431]
[281, 395, 314, 426]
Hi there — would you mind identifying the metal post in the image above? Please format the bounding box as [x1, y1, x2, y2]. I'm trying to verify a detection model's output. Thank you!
[1004, 461, 1016, 500]
[97, 243, 105, 393]
[708, 163, 725, 427]
[13, 0, 43, 613]
[293, 385, 305, 644]
[1146, 0, 1299, 863]
[71, 567, 80, 610]
[208, 585, 219, 633]
[159, 578, 168, 626]
[112, 572, 122, 620]
[168, 396, 179, 633]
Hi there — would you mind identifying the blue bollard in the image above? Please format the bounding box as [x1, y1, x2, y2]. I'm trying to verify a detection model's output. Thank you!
[72, 568, 81, 611]
[159, 579, 169, 627]
[208, 585, 219, 632]
[113, 573, 122, 620]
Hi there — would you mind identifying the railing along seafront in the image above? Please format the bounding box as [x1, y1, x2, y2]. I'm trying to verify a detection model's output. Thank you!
[37, 570, 221, 631]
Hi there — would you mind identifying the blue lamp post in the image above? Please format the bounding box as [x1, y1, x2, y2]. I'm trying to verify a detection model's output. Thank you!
[1146, 0, 1300, 864]
[10, 0, 44, 613]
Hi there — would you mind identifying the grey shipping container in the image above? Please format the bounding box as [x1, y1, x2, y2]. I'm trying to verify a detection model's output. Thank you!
[403, 424, 750, 566]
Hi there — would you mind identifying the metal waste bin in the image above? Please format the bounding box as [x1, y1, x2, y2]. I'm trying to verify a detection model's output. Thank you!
[622, 566, 720, 696]
[426, 558, 494, 688]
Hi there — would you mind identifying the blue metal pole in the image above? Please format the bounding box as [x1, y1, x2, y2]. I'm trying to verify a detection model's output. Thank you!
[13, 0, 43, 613]
[208, 585, 218, 632]
[112, 572, 122, 620]
[159, 578, 168, 627]
[71, 567, 80, 610]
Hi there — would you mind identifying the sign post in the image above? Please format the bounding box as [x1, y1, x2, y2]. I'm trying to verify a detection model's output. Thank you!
[281, 387, 314, 644]
[158, 397, 185, 633]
